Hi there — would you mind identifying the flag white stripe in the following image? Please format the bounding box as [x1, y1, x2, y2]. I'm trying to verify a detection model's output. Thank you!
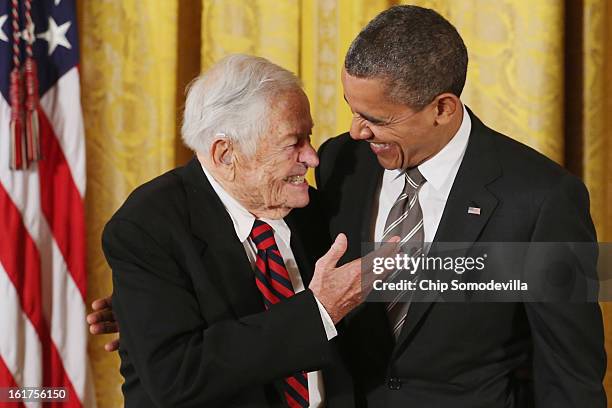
[38, 215, 94, 404]
[39, 68, 86, 197]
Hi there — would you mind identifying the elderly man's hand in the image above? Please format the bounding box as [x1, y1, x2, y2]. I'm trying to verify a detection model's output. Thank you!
[309, 234, 399, 324]
[87, 296, 120, 352]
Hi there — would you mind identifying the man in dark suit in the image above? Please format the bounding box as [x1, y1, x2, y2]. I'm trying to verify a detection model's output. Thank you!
[98, 54, 393, 407]
[315, 5, 606, 408]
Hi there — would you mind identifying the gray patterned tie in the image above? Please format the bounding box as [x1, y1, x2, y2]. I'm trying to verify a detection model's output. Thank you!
[383, 168, 426, 339]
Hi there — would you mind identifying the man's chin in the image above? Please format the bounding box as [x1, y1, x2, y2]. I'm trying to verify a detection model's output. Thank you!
[368, 146, 403, 170]
[262, 199, 309, 219]
[282, 190, 310, 214]
[288, 195, 310, 210]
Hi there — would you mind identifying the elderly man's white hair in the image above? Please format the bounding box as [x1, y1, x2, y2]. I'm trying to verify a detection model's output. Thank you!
[182, 54, 303, 157]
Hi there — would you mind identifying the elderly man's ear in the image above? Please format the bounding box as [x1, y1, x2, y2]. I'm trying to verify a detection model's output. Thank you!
[210, 138, 236, 179]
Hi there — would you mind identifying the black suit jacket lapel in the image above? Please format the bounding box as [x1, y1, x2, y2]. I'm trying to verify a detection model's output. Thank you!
[180, 158, 264, 318]
[394, 108, 502, 354]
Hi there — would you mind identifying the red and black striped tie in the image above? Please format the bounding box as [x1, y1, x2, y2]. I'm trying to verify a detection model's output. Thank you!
[250, 220, 309, 407]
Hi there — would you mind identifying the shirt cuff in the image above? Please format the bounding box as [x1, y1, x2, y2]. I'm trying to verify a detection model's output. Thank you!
[314, 296, 338, 340]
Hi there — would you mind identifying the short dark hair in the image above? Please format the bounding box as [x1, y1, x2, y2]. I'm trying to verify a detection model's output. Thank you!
[345, 5, 468, 110]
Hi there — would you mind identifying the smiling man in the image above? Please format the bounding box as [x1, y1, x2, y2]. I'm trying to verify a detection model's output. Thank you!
[316, 5, 605, 408]
[100, 54, 382, 407]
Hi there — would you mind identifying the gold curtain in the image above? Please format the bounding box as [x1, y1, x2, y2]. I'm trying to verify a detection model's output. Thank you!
[78, 1, 612, 406]
[583, 0, 612, 397]
[410, 0, 565, 163]
[583, 0, 612, 243]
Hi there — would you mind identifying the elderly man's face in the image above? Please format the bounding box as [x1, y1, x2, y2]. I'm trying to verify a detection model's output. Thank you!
[341, 68, 451, 170]
[233, 89, 317, 219]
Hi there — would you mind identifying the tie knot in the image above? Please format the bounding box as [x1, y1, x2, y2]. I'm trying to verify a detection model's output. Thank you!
[405, 167, 425, 190]
[250, 220, 277, 251]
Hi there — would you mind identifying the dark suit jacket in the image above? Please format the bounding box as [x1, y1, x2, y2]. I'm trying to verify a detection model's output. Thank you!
[102, 158, 354, 407]
[315, 109, 606, 408]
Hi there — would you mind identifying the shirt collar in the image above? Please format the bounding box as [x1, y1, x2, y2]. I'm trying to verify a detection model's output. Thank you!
[200, 163, 291, 246]
[389, 103, 471, 192]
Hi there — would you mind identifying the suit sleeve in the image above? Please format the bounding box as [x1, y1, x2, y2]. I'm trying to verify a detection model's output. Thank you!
[103, 217, 333, 407]
[524, 174, 606, 407]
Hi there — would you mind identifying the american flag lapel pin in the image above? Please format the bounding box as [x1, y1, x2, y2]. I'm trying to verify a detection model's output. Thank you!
[467, 206, 481, 215]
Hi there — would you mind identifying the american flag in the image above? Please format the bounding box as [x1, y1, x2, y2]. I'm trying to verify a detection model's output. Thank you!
[0, 0, 96, 407]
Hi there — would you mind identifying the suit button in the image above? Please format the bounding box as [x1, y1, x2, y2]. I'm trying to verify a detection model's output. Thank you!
[387, 377, 402, 390]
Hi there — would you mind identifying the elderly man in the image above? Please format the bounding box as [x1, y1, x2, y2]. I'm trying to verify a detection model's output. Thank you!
[315, 5, 605, 408]
[98, 54, 390, 407]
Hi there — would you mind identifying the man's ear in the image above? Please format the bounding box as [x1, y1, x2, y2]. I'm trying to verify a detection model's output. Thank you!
[432, 93, 460, 125]
[210, 137, 236, 179]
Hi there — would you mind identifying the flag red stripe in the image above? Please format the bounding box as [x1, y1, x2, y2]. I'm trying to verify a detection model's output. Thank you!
[36, 108, 86, 301]
[0, 355, 25, 408]
[0, 184, 81, 407]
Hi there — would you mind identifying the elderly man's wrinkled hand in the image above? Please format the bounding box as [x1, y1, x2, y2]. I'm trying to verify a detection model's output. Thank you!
[309, 234, 400, 324]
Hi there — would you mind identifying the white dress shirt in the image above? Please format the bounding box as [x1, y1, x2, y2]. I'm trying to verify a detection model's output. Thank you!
[201, 165, 337, 407]
[374, 104, 472, 248]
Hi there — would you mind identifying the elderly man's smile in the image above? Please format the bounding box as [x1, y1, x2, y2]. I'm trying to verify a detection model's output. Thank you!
[284, 174, 307, 185]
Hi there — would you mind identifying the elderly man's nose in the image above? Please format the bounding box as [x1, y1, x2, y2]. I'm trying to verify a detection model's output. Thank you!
[299, 142, 319, 168]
